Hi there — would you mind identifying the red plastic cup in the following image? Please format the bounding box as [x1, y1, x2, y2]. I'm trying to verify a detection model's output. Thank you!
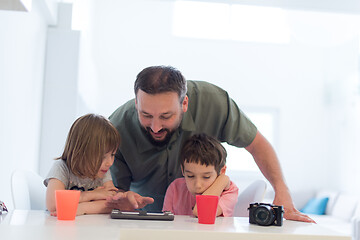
[196, 195, 219, 224]
[55, 190, 80, 220]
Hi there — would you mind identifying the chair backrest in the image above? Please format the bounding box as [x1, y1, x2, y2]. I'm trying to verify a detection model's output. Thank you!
[11, 170, 47, 210]
[233, 179, 267, 217]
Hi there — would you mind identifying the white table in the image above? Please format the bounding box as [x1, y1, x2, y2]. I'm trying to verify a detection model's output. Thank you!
[0, 210, 351, 240]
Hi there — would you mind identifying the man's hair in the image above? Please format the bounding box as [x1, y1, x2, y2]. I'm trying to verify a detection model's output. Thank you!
[56, 114, 121, 179]
[180, 133, 227, 175]
[134, 65, 187, 102]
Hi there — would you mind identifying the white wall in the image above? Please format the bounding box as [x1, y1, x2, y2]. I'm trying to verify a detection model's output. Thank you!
[72, 0, 360, 195]
[0, 2, 48, 209]
[38, 3, 81, 177]
[1, 0, 360, 209]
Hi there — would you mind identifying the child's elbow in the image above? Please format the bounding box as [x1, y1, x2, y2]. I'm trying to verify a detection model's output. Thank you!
[46, 199, 57, 213]
[192, 208, 198, 217]
[47, 205, 56, 213]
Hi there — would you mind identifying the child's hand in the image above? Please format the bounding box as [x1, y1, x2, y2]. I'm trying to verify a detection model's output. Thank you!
[49, 206, 88, 216]
[80, 186, 118, 202]
[92, 186, 118, 199]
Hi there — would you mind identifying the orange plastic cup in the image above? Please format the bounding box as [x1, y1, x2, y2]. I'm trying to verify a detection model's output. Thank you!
[55, 190, 80, 220]
[196, 195, 219, 224]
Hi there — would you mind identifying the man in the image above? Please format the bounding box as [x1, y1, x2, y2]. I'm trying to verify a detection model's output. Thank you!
[108, 65, 313, 222]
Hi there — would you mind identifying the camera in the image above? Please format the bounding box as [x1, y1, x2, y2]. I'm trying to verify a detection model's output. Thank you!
[248, 202, 283, 226]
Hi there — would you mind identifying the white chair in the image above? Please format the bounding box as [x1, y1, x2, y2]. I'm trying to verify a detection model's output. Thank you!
[233, 179, 267, 217]
[11, 170, 47, 210]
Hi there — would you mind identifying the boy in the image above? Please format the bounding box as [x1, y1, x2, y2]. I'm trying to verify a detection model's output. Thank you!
[162, 133, 238, 217]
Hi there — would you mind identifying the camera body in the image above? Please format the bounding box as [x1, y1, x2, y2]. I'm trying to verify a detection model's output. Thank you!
[248, 202, 283, 226]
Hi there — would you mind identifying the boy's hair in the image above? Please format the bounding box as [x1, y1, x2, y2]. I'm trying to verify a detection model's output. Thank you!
[180, 134, 227, 175]
[56, 114, 121, 179]
[134, 65, 187, 103]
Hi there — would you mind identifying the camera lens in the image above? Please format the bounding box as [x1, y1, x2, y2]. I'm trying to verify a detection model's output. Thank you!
[253, 205, 275, 226]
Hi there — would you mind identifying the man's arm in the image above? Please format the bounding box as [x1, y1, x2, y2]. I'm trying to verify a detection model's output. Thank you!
[110, 150, 132, 191]
[107, 150, 154, 210]
[245, 130, 315, 223]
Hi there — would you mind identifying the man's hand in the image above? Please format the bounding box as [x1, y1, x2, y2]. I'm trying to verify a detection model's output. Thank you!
[106, 191, 154, 211]
[273, 189, 315, 223]
[282, 205, 315, 223]
[245, 131, 315, 223]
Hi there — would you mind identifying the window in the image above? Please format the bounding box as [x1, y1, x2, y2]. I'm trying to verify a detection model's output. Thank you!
[223, 109, 278, 172]
[173, 1, 290, 44]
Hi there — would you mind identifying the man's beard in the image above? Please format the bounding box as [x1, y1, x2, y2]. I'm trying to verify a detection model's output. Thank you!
[142, 127, 174, 147]
[139, 112, 184, 147]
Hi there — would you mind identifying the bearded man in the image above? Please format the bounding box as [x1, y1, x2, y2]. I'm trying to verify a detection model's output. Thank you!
[107, 65, 313, 223]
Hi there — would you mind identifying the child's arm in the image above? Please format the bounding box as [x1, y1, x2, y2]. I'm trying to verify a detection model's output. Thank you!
[46, 178, 66, 214]
[76, 181, 117, 215]
[79, 180, 118, 203]
[193, 174, 230, 217]
[77, 200, 113, 215]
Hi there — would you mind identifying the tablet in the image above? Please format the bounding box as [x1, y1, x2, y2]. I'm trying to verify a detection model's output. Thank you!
[110, 209, 174, 221]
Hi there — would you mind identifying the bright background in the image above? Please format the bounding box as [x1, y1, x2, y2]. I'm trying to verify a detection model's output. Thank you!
[1, 0, 360, 209]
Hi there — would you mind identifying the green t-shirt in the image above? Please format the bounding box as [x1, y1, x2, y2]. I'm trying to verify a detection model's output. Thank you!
[109, 80, 257, 211]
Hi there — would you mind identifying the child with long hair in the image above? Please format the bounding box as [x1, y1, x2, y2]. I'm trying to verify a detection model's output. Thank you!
[44, 113, 121, 215]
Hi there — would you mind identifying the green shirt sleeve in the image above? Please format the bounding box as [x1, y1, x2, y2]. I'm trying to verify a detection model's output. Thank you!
[185, 81, 257, 148]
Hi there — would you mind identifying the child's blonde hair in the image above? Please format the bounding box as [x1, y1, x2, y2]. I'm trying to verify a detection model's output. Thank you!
[180, 133, 227, 175]
[56, 113, 121, 179]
